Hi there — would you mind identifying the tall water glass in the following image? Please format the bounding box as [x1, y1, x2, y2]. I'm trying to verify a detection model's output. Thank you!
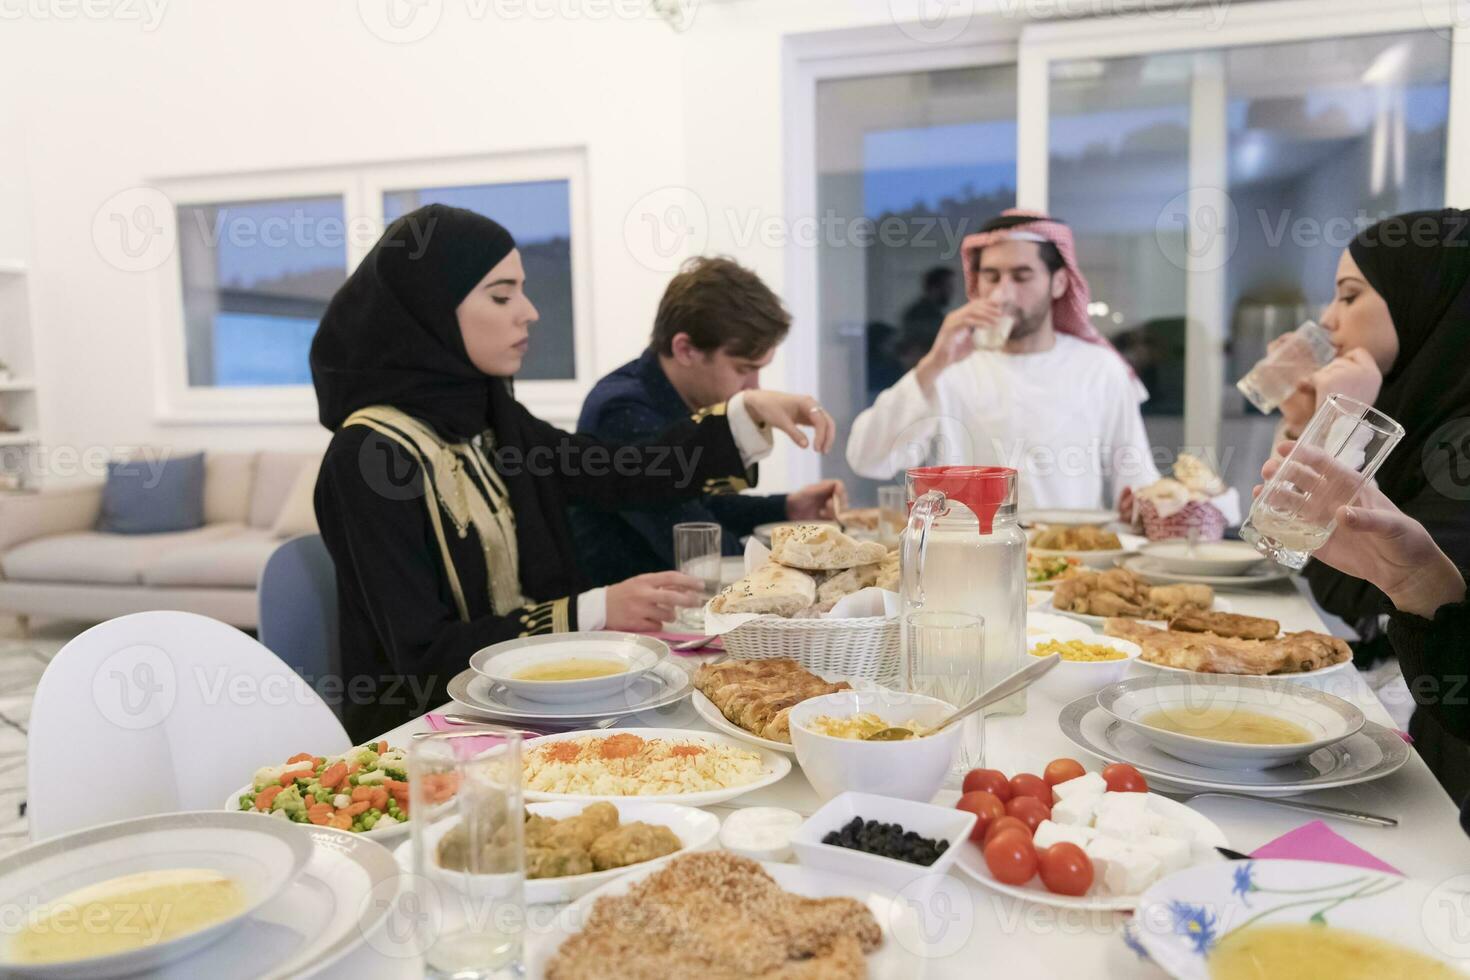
[1241, 395, 1405, 570]
[877, 484, 906, 547]
[1235, 320, 1336, 414]
[410, 732, 525, 980]
[904, 610, 985, 776]
[673, 521, 722, 629]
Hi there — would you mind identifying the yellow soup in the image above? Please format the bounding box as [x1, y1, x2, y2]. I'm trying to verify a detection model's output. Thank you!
[12, 868, 245, 965]
[514, 658, 628, 682]
[1141, 707, 1313, 745]
[1210, 923, 1462, 980]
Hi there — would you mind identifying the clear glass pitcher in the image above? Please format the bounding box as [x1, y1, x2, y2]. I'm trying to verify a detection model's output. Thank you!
[901, 467, 1027, 725]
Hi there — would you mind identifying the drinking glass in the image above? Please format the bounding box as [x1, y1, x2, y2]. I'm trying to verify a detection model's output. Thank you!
[1241, 395, 1405, 570]
[903, 610, 985, 776]
[673, 521, 722, 629]
[410, 731, 525, 980]
[1235, 320, 1337, 414]
[972, 314, 1016, 351]
[877, 485, 906, 547]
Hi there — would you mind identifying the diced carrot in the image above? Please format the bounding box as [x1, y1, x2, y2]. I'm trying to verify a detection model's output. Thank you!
[369, 788, 388, 811]
[320, 762, 348, 790]
[253, 785, 283, 811]
[377, 740, 388, 754]
[343, 801, 370, 816]
[346, 763, 361, 776]
[279, 767, 313, 786]
[286, 752, 314, 765]
[307, 803, 333, 826]
[328, 812, 353, 830]
[350, 786, 373, 803]
[383, 779, 408, 793]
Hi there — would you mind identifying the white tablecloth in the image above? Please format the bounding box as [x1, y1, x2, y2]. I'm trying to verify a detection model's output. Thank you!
[341, 581, 1470, 978]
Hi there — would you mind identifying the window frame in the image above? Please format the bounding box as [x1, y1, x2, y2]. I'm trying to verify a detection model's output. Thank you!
[150, 149, 593, 426]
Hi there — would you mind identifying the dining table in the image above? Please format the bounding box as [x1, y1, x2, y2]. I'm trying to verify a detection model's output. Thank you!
[337, 579, 1470, 979]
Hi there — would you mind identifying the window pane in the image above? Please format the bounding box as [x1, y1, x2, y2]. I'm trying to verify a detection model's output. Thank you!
[815, 65, 1018, 498]
[1049, 32, 1450, 503]
[383, 180, 576, 381]
[176, 196, 346, 387]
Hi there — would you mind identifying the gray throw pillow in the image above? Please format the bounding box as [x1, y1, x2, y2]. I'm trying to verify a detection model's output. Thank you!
[97, 452, 206, 534]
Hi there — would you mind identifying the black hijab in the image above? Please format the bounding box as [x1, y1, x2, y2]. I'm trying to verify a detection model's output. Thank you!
[311, 204, 516, 439]
[1348, 209, 1470, 505]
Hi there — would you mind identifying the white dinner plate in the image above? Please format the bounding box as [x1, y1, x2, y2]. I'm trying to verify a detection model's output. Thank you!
[1018, 509, 1122, 528]
[523, 859, 928, 977]
[1030, 532, 1148, 568]
[522, 727, 791, 807]
[1136, 539, 1268, 577]
[1057, 697, 1411, 796]
[0, 811, 312, 979]
[393, 800, 720, 905]
[446, 660, 693, 724]
[1121, 554, 1294, 589]
[1025, 611, 1097, 640]
[1129, 647, 1354, 683]
[1034, 591, 1233, 629]
[469, 632, 666, 704]
[952, 792, 1228, 911]
[161, 826, 399, 980]
[1130, 859, 1470, 979]
[690, 674, 885, 755]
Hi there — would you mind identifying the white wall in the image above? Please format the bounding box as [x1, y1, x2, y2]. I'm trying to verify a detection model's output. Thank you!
[0, 2, 697, 478]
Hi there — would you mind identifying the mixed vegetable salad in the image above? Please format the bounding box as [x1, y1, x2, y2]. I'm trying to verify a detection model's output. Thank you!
[238, 741, 410, 833]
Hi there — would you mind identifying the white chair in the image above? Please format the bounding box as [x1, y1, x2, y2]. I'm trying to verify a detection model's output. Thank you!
[27, 610, 351, 841]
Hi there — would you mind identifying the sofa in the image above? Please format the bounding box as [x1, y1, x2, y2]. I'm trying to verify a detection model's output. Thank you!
[0, 451, 321, 630]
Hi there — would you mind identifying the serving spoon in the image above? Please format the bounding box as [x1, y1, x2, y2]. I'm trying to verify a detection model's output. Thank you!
[864, 653, 1062, 741]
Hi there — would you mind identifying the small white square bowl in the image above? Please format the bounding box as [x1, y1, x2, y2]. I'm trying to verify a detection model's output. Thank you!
[790, 791, 976, 897]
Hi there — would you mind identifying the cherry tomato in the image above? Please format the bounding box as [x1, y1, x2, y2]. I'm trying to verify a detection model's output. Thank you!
[955, 791, 1006, 841]
[1043, 758, 1086, 788]
[961, 768, 1013, 803]
[1102, 763, 1149, 794]
[983, 830, 1038, 885]
[1004, 795, 1051, 833]
[982, 816, 1031, 848]
[1009, 773, 1051, 805]
[1038, 842, 1094, 897]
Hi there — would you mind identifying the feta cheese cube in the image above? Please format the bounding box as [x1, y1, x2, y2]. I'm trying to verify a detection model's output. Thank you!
[1152, 817, 1198, 843]
[1131, 834, 1191, 875]
[1085, 838, 1161, 895]
[1094, 792, 1152, 820]
[1094, 809, 1162, 842]
[1033, 820, 1097, 851]
[1051, 790, 1102, 826]
[1051, 772, 1106, 804]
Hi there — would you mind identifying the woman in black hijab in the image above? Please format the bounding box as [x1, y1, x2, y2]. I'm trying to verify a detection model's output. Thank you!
[1277, 208, 1470, 797]
[311, 205, 834, 739]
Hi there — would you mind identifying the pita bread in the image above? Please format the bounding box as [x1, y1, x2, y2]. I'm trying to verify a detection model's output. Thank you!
[875, 551, 900, 592]
[769, 524, 888, 571]
[709, 562, 816, 618]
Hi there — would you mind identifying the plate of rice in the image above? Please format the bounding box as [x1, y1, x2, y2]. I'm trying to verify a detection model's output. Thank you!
[522, 728, 792, 807]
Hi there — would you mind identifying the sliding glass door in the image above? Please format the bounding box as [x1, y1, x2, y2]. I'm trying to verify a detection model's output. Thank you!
[812, 64, 1018, 499]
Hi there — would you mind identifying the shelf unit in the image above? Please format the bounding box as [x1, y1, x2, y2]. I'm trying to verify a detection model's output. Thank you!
[0, 263, 39, 489]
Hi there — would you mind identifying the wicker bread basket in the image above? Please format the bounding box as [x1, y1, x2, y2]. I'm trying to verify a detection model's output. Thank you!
[718, 616, 901, 684]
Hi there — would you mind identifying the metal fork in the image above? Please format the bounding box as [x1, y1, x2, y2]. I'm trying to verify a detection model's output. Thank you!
[1159, 789, 1398, 828]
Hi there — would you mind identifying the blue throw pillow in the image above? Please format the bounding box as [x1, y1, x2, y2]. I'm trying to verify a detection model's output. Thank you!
[97, 452, 206, 534]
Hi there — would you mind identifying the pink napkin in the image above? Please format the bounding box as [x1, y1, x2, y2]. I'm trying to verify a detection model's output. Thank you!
[425, 713, 511, 754]
[1249, 820, 1402, 875]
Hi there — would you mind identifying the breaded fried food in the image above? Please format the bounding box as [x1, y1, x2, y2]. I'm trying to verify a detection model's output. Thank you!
[589, 821, 681, 871]
[545, 852, 881, 980]
[1103, 618, 1351, 675]
[1169, 610, 1280, 641]
[1031, 525, 1122, 551]
[1053, 570, 1212, 619]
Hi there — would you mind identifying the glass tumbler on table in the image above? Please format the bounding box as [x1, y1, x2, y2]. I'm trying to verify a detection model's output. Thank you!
[410, 731, 526, 980]
[877, 484, 906, 547]
[673, 521, 722, 629]
[1235, 320, 1337, 414]
[903, 610, 985, 777]
[1241, 394, 1405, 570]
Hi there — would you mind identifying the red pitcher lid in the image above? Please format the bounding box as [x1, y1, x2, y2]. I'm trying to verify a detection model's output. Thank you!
[907, 466, 1016, 534]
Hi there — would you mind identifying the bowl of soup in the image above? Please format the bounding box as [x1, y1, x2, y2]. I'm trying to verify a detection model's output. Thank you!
[1096, 674, 1364, 770]
[470, 632, 667, 704]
